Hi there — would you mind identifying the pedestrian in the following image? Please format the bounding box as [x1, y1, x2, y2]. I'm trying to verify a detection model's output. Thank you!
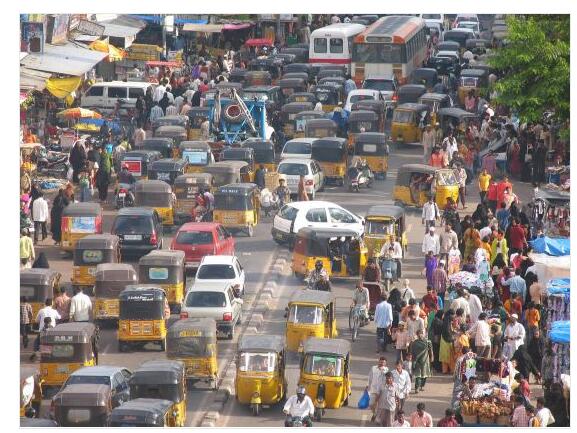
[376, 371, 399, 427]
[503, 314, 525, 359]
[511, 395, 530, 427]
[409, 328, 433, 393]
[437, 408, 460, 427]
[391, 360, 411, 411]
[455, 164, 467, 209]
[535, 397, 555, 427]
[392, 321, 410, 362]
[422, 227, 440, 257]
[96, 147, 112, 203]
[502, 268, 527, 304]
[439, 223, 458, 264]
[297, 175, 309, 201]
[30, 298, 60, 360]
[465, 290, 483, 324]
[366, 356, 388, 422]
[69, 140, 87, 184]
[478, 168, 491, 204]
[439, 309, 455, 374]
[50, 188, 69, 246]
[69, 287, 92, 322]
[486, 178, 499, 213]
[32, 252, 49, 269]
[54, 286, 71, 323]
[406, 309, 425, 342]
[511, 344, 541, 384]
[20, 228, 35, 269]
[133, 122, 146, 148]
[392, 410, 410, 427]
[421, 124, 436, 164]
[409, 402, 433, 427]
[254, 164, 266, 189]
[431, 260, 448, 302]
[467, 312, 491, 357]
[430, 310, 444, 372]
[78, 168, 92, 202]
[374, 294, 393, 353]
[32, 191, 49, 244]
[149, 101, 164, 123]
[20, 296, 33, 348]
[421, 196, 440, 232]
[400, 279, 415, 304]
[423, 251, 438, 287]
[447, 244, 461, 275]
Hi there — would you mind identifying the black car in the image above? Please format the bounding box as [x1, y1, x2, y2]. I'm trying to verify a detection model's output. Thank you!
[111, 207, 164, 257]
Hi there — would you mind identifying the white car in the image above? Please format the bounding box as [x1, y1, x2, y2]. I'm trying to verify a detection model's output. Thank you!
[277, 158, 325, 200]
[191, 255, 246, 297]
[453, 14, 479, 28]
[455, 23, 479, 38]
[362, 75, 398, 103]
[181, 283, 243, 339]
[280, 138, 316, 159]
[420, 13, 445, 28]
[344, 89, 382, 112]
[271, 200, 364, 245]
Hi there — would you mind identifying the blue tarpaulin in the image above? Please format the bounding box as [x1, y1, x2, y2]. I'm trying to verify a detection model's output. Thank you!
[529, 236, 570, 256]
[547, 278, 570, 296]
[549, 320, 570, 344]
[131, 15, 207, 25]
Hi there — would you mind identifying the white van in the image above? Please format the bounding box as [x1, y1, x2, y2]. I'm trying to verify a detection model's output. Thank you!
[309, 23, 366, 73]
[80, 81, 153, 115]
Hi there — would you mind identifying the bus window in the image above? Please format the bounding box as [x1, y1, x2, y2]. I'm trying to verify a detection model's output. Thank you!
[314, 38, 328, 53]
[330, 38, 344, 53]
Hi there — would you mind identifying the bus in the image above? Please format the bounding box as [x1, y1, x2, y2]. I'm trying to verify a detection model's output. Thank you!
[308, 23, 367, 73]
[351, 16, 429, 85]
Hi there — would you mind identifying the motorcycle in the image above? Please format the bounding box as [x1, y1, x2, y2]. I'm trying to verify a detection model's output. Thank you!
[260, 188, 279, 217]
[115, 184, 134, 209]
[347, 164, 373, 192]
[285, 416, 310, 427]
[36, 148, 70, 179]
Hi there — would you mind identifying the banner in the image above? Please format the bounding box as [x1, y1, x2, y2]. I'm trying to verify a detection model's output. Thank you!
[21, 22, 44, 53]
[46, 14, 69, 45]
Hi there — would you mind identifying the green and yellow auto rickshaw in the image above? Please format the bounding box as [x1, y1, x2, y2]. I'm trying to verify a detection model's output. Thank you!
[311, 137, 347, 186]
[354, 132, 389, 179]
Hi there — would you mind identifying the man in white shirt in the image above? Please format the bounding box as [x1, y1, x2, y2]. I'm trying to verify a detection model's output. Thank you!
[380, 236, 403, 280]
[31, 298, 61, 359]
[152, 82, 166, 103]
[165, 86, 175, 104]
[439, 223, 458, 264]
[165, 103, 178, 116]
[283, 387, 315, 426]
[32, 193, 49, 244]
[392, 410, 411, 427]
[69, 287, 92, 322]
[149, 102, 164, 123]
[406, 310, 425, 341]
[422, 227, 440, 257]
[133, 125, 146, 148]
[504, 314, 525, 359]
[467, 312, 491, 357]
[391, 360, 412, 411]
[466, 290, 483, 324]
[536, 397, 555, 427]
[400, 279, 415, 304]
[442, 130, 458, 163]
[422, 196, 440, 232]
[174, 95, 185, 113]
[450, 289, 471, 319]
[366, 357, 389, 421]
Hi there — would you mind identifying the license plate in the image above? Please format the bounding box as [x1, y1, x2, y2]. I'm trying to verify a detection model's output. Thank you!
[124, 234, 142, 241]
[57, 365, 69, 374]
[118, 192, 126, 198]
[157, 172, 170, 181]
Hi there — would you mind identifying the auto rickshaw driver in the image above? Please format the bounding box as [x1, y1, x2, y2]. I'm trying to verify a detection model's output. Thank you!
[409, 173, 433, 204]
[117, 164, 137, 203]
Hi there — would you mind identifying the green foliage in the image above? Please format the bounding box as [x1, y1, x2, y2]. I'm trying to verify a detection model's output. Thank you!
[488, 15, 569, 124]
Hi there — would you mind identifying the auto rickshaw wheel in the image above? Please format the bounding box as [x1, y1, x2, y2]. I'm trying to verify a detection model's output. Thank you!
[159, 338, 166, 351]
[246, 225, 254, 237]
[252, 403, 261, 416]
[118, 341, 128, 352]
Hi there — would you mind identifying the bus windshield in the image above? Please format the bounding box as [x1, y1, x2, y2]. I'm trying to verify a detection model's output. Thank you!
[352, 43, 403, 63]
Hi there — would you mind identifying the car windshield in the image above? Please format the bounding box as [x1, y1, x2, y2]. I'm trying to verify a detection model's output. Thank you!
[303, 354, 343, 377]
[284, 142, 311, 155]
[176, 231, 213, 245]
[65, 375, 111, 386]
[113, 216, 153, 233]
[422, 14, 441, 19]
[278, 163, 308, 176]
[197, 264, 236, 279]
[458, 23, 477, 30]
[363, 80, 394, 91]
[350, 94, 375, 104]
[185, 291, 227, 308]
[238, 352, 277, 373]
[288, 305, 323, 324]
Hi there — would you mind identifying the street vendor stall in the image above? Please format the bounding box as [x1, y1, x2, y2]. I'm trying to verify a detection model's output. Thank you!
[447, 271, 494, 307]
[530, 187, 570, 237]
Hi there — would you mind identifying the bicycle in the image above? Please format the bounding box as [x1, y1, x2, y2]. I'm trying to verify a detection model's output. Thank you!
[349, 305, 366, 342]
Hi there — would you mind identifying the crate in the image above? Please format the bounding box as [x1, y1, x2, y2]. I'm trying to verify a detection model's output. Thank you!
[461, 414, 478, 424]
[495, 415, 510, 426]
[265, 171, 280, 191]
[479, 416, 495, 424]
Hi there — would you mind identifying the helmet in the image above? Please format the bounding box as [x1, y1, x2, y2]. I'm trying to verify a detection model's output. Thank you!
[296, 386, 306, 395]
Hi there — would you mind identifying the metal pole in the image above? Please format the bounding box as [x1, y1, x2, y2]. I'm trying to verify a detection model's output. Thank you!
[276, 14, 281, 45]
[162, 15, 167, 58]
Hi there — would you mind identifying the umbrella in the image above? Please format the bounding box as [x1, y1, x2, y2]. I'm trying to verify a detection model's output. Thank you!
[56, 108, 102, 119]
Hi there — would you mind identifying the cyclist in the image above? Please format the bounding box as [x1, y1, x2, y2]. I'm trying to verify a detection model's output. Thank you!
[283, 386, 315, 427]
[352, 283, 370, 326]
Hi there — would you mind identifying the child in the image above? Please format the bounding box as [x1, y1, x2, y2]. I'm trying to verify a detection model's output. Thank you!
[515, 373, 531, 400]
[78, 169, 92, 203]
[392, 321, 410, 363]
[524, 302, 541, 338]
[448, 244, 461, 275]
[526, 405, 541, 427]
[403, 352, 413, 380]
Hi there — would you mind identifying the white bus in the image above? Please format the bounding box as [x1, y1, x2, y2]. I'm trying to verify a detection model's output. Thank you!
[308, 23, 367, 73]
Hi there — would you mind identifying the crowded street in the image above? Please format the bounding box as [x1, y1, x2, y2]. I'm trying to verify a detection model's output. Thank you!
[19, 13, 570, 428]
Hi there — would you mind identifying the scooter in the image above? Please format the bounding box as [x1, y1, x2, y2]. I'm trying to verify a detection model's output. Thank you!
[260, 189, 280, 217]
[285, 415, 310, 427]
[347, 165, 373, 192]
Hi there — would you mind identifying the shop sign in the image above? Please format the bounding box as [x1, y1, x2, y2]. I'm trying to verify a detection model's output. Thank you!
[47, 14, 70, 45]
[21, 22, 44, 54]
[76, 19, 105, 37]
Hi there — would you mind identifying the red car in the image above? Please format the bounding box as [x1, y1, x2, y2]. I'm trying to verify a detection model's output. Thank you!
[170, 222, 235, 269]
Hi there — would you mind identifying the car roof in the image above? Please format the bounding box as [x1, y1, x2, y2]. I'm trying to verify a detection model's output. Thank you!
[199, 255, 237, 265]
[364, 76, 395, 81]
[285, 138, 317, 144]
[178, 222, 221, 232]
[349, 89, 379, 96]
[278, 157, 318, 166]
[70, 365, 128, 377]
[281, 200, 345, 210]
[117, 207, 155, 216]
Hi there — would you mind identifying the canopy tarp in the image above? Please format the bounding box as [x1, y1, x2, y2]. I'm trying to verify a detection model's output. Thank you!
[549, 320, 570, 344]
[528, 252, 570, 283]
[89, 40, 126, 62]
[46, 77, 83, 106]
[182, 23, 224, 33]
[546, 278, 570, 296]
[529, 236, 570, 256]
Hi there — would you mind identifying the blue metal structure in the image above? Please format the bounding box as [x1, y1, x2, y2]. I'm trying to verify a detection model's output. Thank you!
[206, 96, 268, 145]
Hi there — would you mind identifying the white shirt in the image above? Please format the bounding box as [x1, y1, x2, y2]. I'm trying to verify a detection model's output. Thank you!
[166, 91, 175, 104]
[463, 50, 474, 60]
[152, 84, 166, 102]
[283, 395, 315, 417]
[69, 292, 92, 322]
[392, 420, 411, 427]
[380, 241, 402, 259]
[443, 137, 458, 161]
[401, 287, 415, 303]
[36, 306, 61, 331]
[422, 201, 439, 221]
[479, 226, 492, 241]
[422, 233, 440, 255]
[165, 105, 178, 116]
[183, 89, 195, 103]
[150, 105, 164, 123]
[450, 297, 470, 318]
[468, 319, 491, 346]
[392, 369, 412, 399]
[468, 294, 483, 323]
[536, 407, 555, 427]
[367, 365, 388, 394]
[504, 322, 526, 357]
[32, 197, 49, 222]
[174, 95, 185, 112]
[407, 317, 425, 340]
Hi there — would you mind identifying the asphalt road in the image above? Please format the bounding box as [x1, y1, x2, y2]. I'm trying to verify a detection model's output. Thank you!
[21, 143, 537, 426]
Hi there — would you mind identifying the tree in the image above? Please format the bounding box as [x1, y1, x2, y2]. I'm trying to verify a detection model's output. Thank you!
[488, 15, 569, 125]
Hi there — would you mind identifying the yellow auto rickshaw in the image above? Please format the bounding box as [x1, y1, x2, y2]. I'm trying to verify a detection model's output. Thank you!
[279, 78, 308, 99]
[187, 107, 211, 140]
[179, 141, 214, 173]
[72, 234, 120, 296]
[299, 338, 352, 421]
[154, 125, 188, 152]
[350, 100, 386, 132]
[52, 384, 113, 427]
[391, 103, 431, 145]
[348, 110, 380, 151]
[457, 68, 489, 106]
[354, 132, 389, 179]
[20, 269, 61, 322]
[173, 173, 214, 222]
[110, 398, 177, 427]
[118, 285, 168, 352]
[167, 318, 218, 390]
[437, 107, 479, 138]
[418, 92, 453, 126]
[129, 360, 187, 427]
[141, 137, 175, 159]
[39, 322, 98, 393]
[314, 84, 342, 113]
[21, 366, 43, 417]
[291, 227, 368, 279]
[285, 290, 337, 352]
[61, 202, 103, 253]
[134, 180, 175, 225]
[205, 161, 247, 187]
[236, 334, 287, 416]
[151, 115, 189, 135]
[220, 147, 255, 183]
[139, 250, 186, 312]
[213, 183, 260, 237]
[94, 263, 137, 323]
[364, 205, 407, 258]
[294, 110, 326, 139]
[393, 163, 459, 208]
[311, 137, 347, 186]
[281, 102, 315, 139]
[305, 118, 337, 139]
[242, 139, 276, 172]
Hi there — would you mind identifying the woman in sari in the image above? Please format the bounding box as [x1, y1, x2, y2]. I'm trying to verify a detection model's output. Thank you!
[424, 251, 438, 287]
[409, 328, 433, 393]
[439, 309, 456, 374]
[463, 225, 480, 261]
[452, 324, 470, 369]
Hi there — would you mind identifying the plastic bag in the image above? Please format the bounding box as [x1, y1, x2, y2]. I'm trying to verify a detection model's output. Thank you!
[357, 389, 370, 409]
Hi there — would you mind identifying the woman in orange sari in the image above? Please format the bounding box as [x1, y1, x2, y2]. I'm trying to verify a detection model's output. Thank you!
[452, 324, 470, 370]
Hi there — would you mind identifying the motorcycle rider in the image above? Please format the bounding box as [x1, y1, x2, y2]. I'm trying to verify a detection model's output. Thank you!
[116, 164, 136, 206]
[283, 386, 315, 427]
[314, 273, 332, 292]
[352, 283, 370, 326]
[306, 260, 329, 289]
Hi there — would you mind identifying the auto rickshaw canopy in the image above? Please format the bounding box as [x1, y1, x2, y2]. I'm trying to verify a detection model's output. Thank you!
[20, 268, 61, 289]
[349, 110, 379, 128]
[238, 334, 285, 353]
[62, 202, 102, 218]
[151, 115, 189, 130]
[166, 318, 217, 357]
[150, 158, 188, 172]
[284, 63, 312, 76]
[41, 322, 97, 344]
[134, 179, 173, 194]
[74, 233, 119, 251]
[180, 140, 211, 152]
[110, 398, 173, 426]
[314, 84, 341, 105]
[221, 147, 255, 165]
[131, 360, 185, 386]
[311, 137, 347, 162]
[242, 139, 275, 164]
[154, 125, 187, 140]
[350, 99, 385, 114]
[354, 132, 388, 155]
[187, 107, 212, 127]
[396, 84, 427, 104]
[365, 205, 404, 221]
[282, 102, 315, 116]
[205, 161, 246, 186]
[317, 69, 346, 80]
[228, 68, 248, 83]
[174, 173, 213, 189]
[395, 163, 458, 186]
[52, 383, 111, 408]
[410, 68, 438, 88]
[279, 78, 307, 92]
[139, 249, 185, 267]
[95, 263, 137, 298]
[287, 92, 317, 104]
[282, 72, 309, 82]
[288, 289, 335, 307]
[141, 138, 175, 157]
[303, 337, 351, 357]
[305, 118, 337, 134]
[215, 183, 260, 210]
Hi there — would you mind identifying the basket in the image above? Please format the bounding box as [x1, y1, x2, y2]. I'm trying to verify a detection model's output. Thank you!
[461, 414, 478, 424]
[479, 416, 495, 424]
[496, 415, 510, 426]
